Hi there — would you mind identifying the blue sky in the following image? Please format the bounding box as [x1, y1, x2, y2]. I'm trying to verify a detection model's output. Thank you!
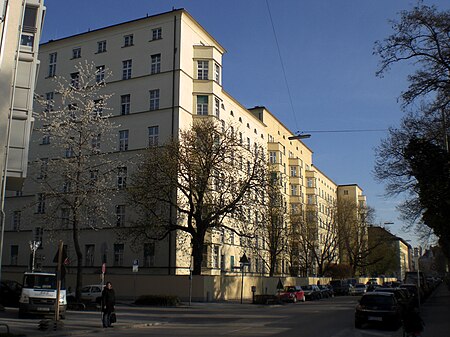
[40, 0, 450, 246]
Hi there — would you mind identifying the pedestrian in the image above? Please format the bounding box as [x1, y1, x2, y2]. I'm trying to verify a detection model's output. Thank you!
[101, 281, 115, 328]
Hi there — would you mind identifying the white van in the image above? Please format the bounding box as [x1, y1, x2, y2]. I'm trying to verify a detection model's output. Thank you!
[18, 272, 66, 318]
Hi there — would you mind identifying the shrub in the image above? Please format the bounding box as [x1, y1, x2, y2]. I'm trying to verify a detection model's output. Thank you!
[134, 295, 180, 306]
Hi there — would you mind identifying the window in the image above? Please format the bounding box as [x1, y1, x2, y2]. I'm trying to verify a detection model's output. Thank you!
[34, 227, 43, 246]
[119, 130, 129, 151]
[152, 27, 162, 40]
[96, 65, 105, 83]
[68, 103, 77, 119]
[72, 47, 81, 59]
[307, 177, 314, 188]
[12, 211, 21, 231]
[214, 62, 221, 83]
[113, 244, 124, 266]
[36, 193, 45, 214]
[85, 245, 95, 266]
[220, 254, 225, 271]
[38, 158, 48, 179]
[123, 34, 133, 47]
[122, 59, 132, 80]
[148, 126, 159, 147]
[291, 184, 298, 196]
[212, 245, 220, 269]
[91, 133, 101, 151]
[247, 137, 251, 150]
[197, 60, 208, 80]
[143, 243, 155, 267]
[93, 99, 103, 116]
[10, 245, 19, 265]
[149, 89, 160, 110]
[21, 6, 37, 48]
[62, 179, 71, 193]
[70, 72, 80, 88]
[97, 40, 107, 53]
[61, 208, 70, 228]
[197, 95, 208, 115]
[151, 54, 161, 74]
[90, 170, 98, 183]
[116, 205, 126, 226]
[344, 190, 349, 195]
[230, 255, 235, 271]
[117, 166, 127, 189]
[290, 166, 298, 177]
[45, 92, 54, 112]
[48, 52, 57, 77]
[269, 151, 276, 164]
[120, 94, 131, 115]
[65, 146, 74, 158]
[307, 194, 314, 205]
[214, 98, 220, 117]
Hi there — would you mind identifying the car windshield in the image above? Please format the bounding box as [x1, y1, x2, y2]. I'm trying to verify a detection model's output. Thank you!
[355, 284, 365, 288]
[284, 286, 297, 292]
[303, 285, 313, 290]
[360, 295, 394, 306]
[23, 274, 57, 290]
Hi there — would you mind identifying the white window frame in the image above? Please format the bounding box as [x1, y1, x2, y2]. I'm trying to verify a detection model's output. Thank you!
[119, 130, 129, 151]
[117, 166, 127, 189]
[151, 54, 161, 74]
[214, 97, 220, 117]
[48, 52, 57, 77]
[115, 205, 126, 227]
[97, 40, 107, 53]
[122, 59, 132, 80]
[214, 62, 221, 83]
[149, 89, 160, 111]
[152, 27, 162, 40]
[120, 94, 131, 115]
[96, 65, 105, 83]
[196, 95, 208, 115]
[72, 47, 81, 59]
[123, 34, 134, 47]
[148, 126, 159, 147]
[197, 60, 208, 80]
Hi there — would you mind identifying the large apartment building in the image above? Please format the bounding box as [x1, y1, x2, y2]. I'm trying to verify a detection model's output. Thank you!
[2, 9, 366, 278]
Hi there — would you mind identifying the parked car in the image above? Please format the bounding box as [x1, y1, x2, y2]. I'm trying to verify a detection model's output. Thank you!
[278, 286, 305, 303]
[400, 284, 422, 307]
[373, 287, 412, 313]
[349, 283, 367, 296]
[318, 285, 333, 298]
[302, 285, 322, 300]
[0, 280, 22, 307]
[330, 279, 351, 295]
[355, 292, 402, 329]
[67, 284, 103, 304]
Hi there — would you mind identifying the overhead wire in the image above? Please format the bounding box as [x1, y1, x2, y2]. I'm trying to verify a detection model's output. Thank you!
[265, 0, 299, 130]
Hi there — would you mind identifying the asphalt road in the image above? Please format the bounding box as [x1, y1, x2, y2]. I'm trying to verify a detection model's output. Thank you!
[0, 296, 404, 337]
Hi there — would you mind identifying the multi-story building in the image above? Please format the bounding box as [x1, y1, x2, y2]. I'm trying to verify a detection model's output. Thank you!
[0, 0, 45, 277]
[2, 9, 366, 279]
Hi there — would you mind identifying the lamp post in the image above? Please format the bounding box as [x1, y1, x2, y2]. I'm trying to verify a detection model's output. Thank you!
[239, 253, 250, 304]
[29, 240, 41, 272]
[288, 133, 311, 140]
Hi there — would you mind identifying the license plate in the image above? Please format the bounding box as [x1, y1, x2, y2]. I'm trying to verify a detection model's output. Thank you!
[368, 316, 382, 321]
[37, 307, 50, 312]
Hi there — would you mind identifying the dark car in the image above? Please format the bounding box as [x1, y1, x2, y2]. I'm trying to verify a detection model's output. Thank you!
[0, 280, 22, 307]
[355, 292, 402, 329]
[302, 285, 322, 300]
[373, 287, 412, 312]
[278, 286, 305, 303]
[330, 279, 351, 295]
[318, 285, 333, 298]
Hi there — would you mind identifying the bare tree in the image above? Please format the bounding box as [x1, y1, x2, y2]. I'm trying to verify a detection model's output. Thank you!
[337, 199, 376, 276]
[34, 62, 117, 301]
[289, 199, 339, 277]
[126, 119, 267, 275]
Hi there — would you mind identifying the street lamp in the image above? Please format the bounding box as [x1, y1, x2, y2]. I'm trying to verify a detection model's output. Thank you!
[29, 240, 41, 272]
[288, 133, 311, 140]
[239, 253, 250, 304]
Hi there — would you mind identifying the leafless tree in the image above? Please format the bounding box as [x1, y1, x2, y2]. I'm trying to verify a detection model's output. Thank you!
[126, 119, 267, 275]
[33, 62, 117, 301]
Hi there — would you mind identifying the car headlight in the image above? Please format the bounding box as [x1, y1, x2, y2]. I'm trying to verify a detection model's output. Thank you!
[20, 294, 29, 304]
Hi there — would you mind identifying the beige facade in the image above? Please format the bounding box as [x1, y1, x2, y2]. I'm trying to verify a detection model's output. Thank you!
[2, 9, 367, 283]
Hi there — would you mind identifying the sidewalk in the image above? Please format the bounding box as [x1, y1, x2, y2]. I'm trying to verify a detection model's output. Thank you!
[421, 283, 450, 336]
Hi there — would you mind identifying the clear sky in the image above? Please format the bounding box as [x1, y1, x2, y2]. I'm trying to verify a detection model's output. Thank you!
[40, 0, 450, 247]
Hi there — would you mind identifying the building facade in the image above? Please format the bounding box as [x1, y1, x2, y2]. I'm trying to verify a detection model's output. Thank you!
[2, 9, 367, 279]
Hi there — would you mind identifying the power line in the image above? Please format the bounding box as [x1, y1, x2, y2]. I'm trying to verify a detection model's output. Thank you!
[265, 0, 298, 130]
[298, 129, 388, 134]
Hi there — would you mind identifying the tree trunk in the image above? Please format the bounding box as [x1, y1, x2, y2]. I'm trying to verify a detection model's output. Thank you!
[72, 218, 83, 302]
[191, 235, 205, 275]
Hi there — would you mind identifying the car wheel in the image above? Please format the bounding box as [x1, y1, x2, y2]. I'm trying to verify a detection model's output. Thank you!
[355, 319, 363, 329]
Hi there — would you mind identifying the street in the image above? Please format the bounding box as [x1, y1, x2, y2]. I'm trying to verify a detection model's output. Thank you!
[0, 295, 407, 337]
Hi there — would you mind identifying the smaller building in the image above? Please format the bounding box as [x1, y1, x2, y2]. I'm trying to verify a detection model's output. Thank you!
[367, 226, 412, 280]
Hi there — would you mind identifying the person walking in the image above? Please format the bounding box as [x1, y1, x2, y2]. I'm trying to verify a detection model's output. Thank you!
[101, 281, 115, 328]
